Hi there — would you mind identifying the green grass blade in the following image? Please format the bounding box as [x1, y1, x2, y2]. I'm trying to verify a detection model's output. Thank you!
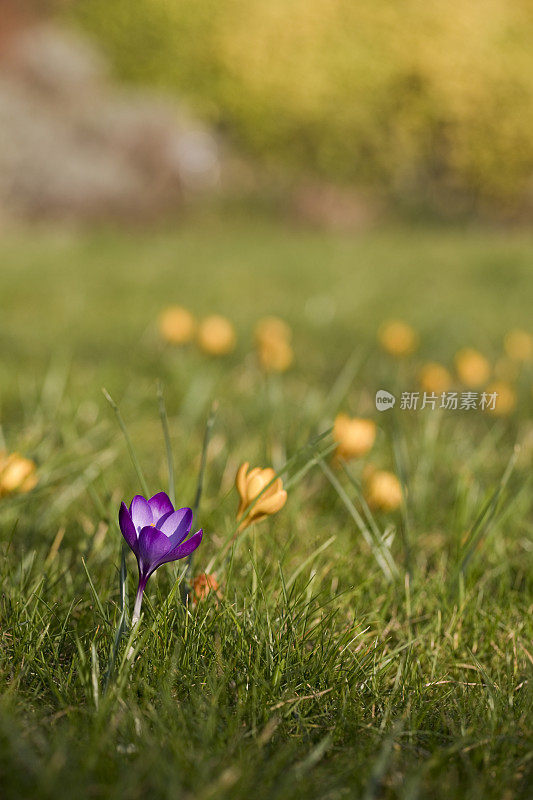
[81, 557, 108, 624]
[102, 388, 149, 497]
[319, 459, 398, 581]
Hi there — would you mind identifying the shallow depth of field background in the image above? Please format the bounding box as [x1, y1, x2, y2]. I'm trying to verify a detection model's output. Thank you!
[0, 2, 532, 800]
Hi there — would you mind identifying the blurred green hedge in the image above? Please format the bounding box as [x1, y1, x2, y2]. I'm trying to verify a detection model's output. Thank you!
[69, 0, 533, 213]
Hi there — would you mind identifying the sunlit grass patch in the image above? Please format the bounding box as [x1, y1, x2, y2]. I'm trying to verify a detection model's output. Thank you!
[0, 213, 532, 799]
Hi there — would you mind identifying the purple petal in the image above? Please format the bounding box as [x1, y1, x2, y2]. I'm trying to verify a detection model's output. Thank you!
[159, 507, 193, 545]
[160, 530, 203, 565]
[155, 510, 173, 529]
[148, 491, 174, 524]
[130, 495, 153, 531]
[136, 525, 173, 578]
[119, 502, 138, 552]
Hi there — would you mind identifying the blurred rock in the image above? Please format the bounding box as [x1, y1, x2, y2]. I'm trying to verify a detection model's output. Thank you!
[4, 20, 107, 97]
[0, 18, 219, 222]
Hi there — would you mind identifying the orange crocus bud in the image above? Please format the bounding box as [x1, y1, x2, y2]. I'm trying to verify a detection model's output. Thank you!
[454, 348, 490, 387]
[418, 362, 453, 395]
[255, 316, 292, 346]
[364, 469, 402, 512]
[257, 337, 294, 372]
[197, 315, 236, 355]
[504, 329, 533, 362]
[333, 415, 376, 461]
[235, 462, 287, 531]
[0, 452, 38, 497]
[192, 573, 221, 605]
[158, 306, 196, 345]
[378, 320, 418, 357]
[255, 316, 294, 372]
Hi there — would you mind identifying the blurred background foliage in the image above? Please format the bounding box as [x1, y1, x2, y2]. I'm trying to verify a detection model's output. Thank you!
[65, 0, 533, 216]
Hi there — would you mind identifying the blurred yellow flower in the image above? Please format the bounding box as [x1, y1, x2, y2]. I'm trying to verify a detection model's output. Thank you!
[364, 469, 402, 512]
[197, 315, 236, 355]
[257, 338, 294, 372]
[485, 381, 517, 416]
[504, 329, 533, 362]
[255, 316, 294, 372]
[454, 348, 490, 387]
[158, 306, 195, 345]
[419, 362, 453, 394]
[0, 452, 38, 497]
[235, 462, 287, 531]
[255, 316, 292, 345]
[378, 320, 418, 357]
[333, 414, 376, 460]
[192, 573, 221, 605]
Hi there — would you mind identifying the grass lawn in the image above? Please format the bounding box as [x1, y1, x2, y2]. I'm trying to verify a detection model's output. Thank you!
[0, 209, 532, 799]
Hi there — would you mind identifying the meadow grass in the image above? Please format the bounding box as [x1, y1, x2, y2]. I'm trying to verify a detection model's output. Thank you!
[0, 209, 532, 799]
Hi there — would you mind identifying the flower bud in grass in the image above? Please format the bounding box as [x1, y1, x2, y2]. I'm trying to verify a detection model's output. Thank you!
[257, 337, 294, 372]
[255, 316, 292, 346]
[158, 306, 196, 345]
[504, 329, 533, 362]
[378, 320, 418, 357]
[118, 492, 203, 624]
[364, 469, 402, 512]
[197, 315, 236, 355]
[255, 316, 293, 372]
[235, 462, 287, 532]
[454, 347, 490, 387]
[333, 415, 376, 460]
[192, 573, 221, 605]
[485, 381, 517, 416]
[419, 362, 452, 395]
[0, 452, 38, 497]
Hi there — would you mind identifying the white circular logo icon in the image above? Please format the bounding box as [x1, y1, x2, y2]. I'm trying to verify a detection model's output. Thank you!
[375, 390, 396, 411]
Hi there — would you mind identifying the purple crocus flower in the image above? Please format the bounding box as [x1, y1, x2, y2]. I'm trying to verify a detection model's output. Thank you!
[119, 492, 203, 623]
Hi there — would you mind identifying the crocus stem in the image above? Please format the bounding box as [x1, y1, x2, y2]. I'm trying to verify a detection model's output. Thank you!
[132, 576, 147, 626]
